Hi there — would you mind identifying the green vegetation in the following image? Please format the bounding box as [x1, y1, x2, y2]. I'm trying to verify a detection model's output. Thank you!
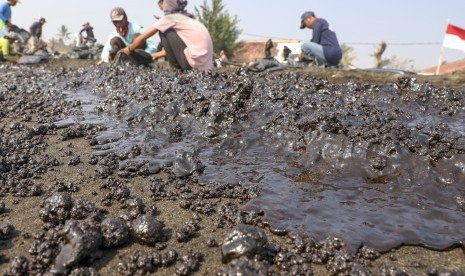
[56, 25, 71, 44]
[340, 43, 356, 69]
[371, 41, 416, 71]
[195, 0, 241, 56]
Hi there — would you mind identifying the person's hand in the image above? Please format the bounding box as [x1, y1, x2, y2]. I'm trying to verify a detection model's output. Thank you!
[121, 46, 131, 56]
[97, 60, 104, 65]
[151, 50, 165, 61]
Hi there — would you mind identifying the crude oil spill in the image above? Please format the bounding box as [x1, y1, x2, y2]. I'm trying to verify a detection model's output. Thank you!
[56, 66, 465, 253]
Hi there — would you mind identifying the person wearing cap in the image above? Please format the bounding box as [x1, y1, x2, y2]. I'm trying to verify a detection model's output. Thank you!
[0, 0, 19, 37]
[0, 31, 20, 62]
[26, 17, 47, 55]
[79, 22, 96, 46]
[121, 0, 213, 71]
[29, 17, 46, 39]
[299, 11, 342, 67]
[100, 7, 158, 65]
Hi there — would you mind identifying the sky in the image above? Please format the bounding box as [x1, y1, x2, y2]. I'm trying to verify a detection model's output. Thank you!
[10, 0, 465, 70]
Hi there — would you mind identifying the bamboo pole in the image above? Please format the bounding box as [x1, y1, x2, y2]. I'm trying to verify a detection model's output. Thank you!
[436, 20, 450, 75]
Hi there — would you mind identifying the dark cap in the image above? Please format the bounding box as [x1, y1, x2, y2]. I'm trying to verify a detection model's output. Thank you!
[110, 7, 127, 21]
[300, 11, 315, 29]
[39, 17, 46, 23]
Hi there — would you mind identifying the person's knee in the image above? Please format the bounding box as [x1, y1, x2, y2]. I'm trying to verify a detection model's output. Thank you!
[110, 37, 125, 48]
[110, 37, 126, 59]
[110, 37, 125, 49]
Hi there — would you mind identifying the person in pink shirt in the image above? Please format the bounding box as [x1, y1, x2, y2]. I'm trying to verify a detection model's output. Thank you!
[122, 0, 213, 71]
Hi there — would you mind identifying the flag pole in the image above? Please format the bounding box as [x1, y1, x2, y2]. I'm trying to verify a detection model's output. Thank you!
[436, 19, 450, 75]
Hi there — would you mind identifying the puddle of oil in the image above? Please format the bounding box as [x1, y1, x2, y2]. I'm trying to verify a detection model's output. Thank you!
[59, 75, 465, 253]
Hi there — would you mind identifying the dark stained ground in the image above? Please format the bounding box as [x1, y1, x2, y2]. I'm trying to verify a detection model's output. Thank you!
[0, 59, 465, 275]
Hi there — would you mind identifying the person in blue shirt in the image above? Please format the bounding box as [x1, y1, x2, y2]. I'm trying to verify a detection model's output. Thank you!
[26, 17, 46, 54]
[100, 7, 158, 65]
[29, 17, 46, 39]
[299, 11, 342, 67]
[0, 0, 18, 37]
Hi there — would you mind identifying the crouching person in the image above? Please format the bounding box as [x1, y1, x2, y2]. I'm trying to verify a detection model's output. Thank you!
[299, 11, 342, 67]
[122, 0, 213, 71]
[26, 17, 47, 55]
[100, 7, 158, 65]
[0, 31, 20, 63]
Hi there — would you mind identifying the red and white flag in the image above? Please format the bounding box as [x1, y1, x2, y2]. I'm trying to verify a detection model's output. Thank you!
[443, 23, 465, 52]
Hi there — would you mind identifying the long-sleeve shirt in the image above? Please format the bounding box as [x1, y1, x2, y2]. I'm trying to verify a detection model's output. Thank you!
[30, 21, 42, 38]
[310, 18, 342, 66]
[0, 2, 11, 24]
[101, 22, 158, 63]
